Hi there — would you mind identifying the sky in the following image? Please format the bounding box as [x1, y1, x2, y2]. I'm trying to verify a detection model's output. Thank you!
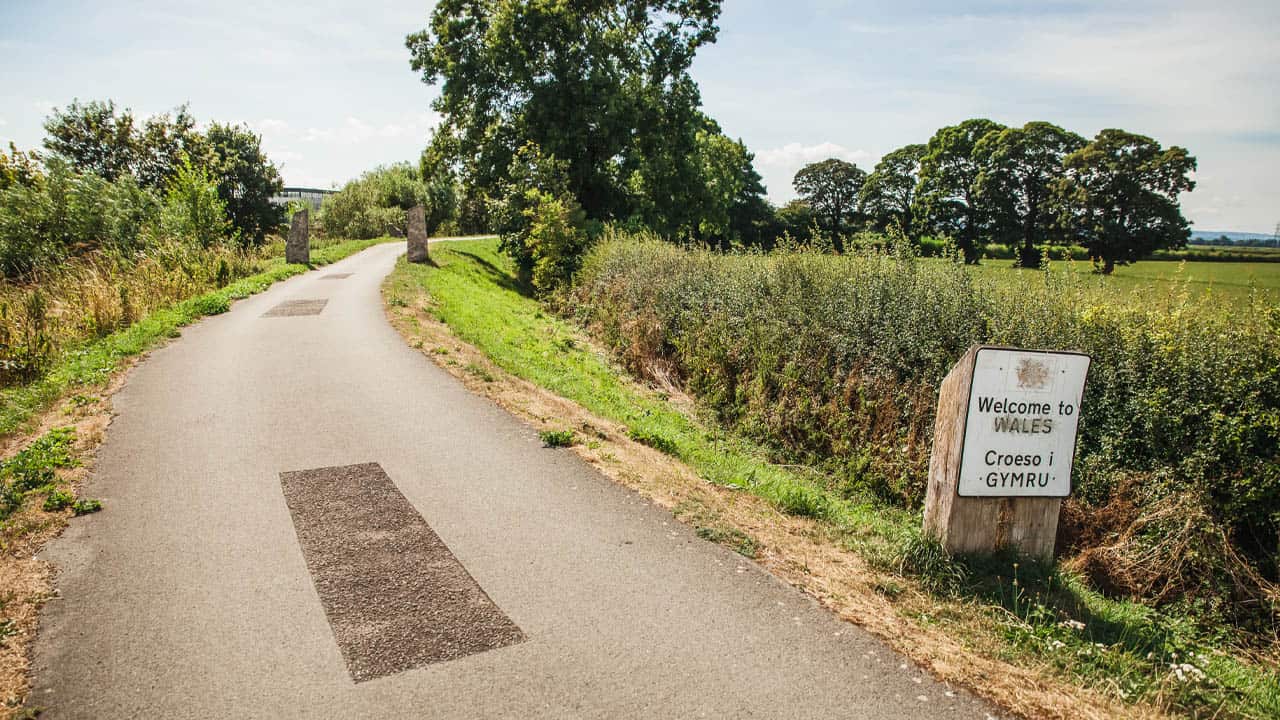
[1, 0, 1276, 233]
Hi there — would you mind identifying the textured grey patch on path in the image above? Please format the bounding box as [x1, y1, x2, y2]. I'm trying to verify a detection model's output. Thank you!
[262, 298, 328, 317]
[323, 273, 353, 280]
[280, 462, 524, 682]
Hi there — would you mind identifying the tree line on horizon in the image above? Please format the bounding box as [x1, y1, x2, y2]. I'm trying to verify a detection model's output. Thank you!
[787, 119, 1197, 272]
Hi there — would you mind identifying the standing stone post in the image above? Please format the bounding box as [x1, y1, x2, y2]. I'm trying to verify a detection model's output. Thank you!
[923, 345, 1090, 560]
[286, 210, 310, 264]
[406, 205, 430, 263]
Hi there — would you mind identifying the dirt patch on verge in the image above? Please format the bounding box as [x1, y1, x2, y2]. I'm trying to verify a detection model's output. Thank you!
[383, 283, 1172, 720]
[0, 366, 132, 719]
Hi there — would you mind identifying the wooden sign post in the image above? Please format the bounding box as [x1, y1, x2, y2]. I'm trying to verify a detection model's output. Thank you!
[923, 345, 1090, 560]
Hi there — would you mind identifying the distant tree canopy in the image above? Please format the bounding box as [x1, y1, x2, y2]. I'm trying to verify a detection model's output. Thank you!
[407, 0, 767, 251]
[1056, 129, 1196, 273]
[775, 199, 816, 241]
[41, 100, 283, 245]
[859, 144, 925, 237]
[915, 118, 1006, 263]
[405, 3, 1196, 275]
[973, 121, 1086, 268]
[779, 119, 1196, 273]
[792, 158, 866, 250]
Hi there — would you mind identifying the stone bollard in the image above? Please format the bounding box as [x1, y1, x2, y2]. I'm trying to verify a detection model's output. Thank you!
[923, 345, 1090, 560]
[406, 205, 430, 263]
[286, 210, 310, 264]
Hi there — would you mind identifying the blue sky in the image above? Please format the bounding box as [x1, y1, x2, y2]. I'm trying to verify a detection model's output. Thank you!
[1, 0, 1276, 233]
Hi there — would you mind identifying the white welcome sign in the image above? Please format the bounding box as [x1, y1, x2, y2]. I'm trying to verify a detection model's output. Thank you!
[957, 348, 1091, 497]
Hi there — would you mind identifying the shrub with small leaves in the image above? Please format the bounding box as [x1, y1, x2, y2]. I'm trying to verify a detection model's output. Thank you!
[42, 488, 74, 512]
[539, 429, 576, 448]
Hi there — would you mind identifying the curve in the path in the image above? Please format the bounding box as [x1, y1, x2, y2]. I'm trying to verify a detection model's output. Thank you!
[32, 243, 1001, 719]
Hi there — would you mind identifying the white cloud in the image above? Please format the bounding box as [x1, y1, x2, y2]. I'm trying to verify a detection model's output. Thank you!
[255, 118, 289, 134]
[297, 112, 439, 145]
[756, 142, 873, 168]
[973, 4, 1278, 138]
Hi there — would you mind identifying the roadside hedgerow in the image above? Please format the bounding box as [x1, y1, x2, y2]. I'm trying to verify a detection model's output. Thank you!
[572, 230, 1280, 631]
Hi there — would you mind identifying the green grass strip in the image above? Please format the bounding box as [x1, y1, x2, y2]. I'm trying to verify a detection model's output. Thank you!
[0, 237, 393, 438]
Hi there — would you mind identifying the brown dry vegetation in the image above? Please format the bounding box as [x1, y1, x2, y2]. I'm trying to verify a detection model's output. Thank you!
[383, 281, 1173, 720]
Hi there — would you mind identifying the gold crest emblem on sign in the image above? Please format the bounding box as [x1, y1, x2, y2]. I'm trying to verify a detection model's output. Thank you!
[1016, 358, 1051, 389]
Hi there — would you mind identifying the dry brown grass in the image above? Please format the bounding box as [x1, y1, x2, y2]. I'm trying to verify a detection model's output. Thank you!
[0, 243, 266, 385]
[384, 282, 1173, 720]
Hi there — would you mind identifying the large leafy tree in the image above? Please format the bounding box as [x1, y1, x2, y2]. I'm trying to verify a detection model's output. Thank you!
[43, 100, 205, 191]
[42, 100, 139, 183]
[134, 106, 206, 191]
[858, 144, 925, 238]
[42, 101, 281, 244]
[693, 127, 771, 248]
[915, 118, 1006, 263]
[792, 158, 866, 250]
[1055, 129, 1196, 274]
[205, 123, 283, 246]
[775, 199, 816, 241]
[407, 0, 724, 237]
[973, 121, 1085, 268]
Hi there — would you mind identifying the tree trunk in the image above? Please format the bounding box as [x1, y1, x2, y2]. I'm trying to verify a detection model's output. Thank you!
[1019, 213, 1042, 268]
[962, 200, 981, 264]
[1018, 242, 1042, 269]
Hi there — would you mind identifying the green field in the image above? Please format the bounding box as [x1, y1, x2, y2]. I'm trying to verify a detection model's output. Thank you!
[959, 258, 1280, 307]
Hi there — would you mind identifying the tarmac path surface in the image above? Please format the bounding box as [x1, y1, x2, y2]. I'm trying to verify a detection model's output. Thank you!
[31, 242, 1000, 719]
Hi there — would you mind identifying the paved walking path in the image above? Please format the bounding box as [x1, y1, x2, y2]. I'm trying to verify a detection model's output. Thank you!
[31, 243, 998, 718]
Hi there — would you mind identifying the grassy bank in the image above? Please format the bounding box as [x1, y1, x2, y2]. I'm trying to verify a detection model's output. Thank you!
[387, 238, 1278, 719]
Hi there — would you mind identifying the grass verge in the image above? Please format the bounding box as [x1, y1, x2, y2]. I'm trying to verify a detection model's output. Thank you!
[383, 239, 1279, 720]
